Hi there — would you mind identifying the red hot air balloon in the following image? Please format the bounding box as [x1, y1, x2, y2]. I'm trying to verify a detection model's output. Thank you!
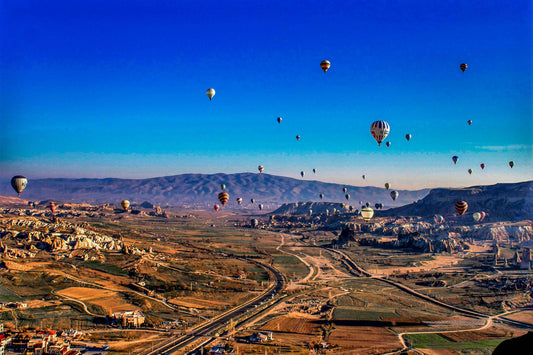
[50, 202, 56, 213]
[480, 163, 485, 170]
[214, 204, 220, 212]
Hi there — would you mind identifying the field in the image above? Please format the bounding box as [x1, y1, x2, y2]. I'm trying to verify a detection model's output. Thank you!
[56, 287, 139, 314]
[405, 333, 506, 353]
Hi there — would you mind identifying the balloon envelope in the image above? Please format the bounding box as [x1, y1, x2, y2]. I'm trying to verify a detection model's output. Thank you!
[452, 156, 458, 164]
[277, 117, 282, 124]
[214, 204, 220, 211]
[121, 200, 130, 211]
[360, 207, 374, 221]
[460, 63, 468, 72]
[509, 161, 514, 168]
[370, 121, 390, 146]
[455, 201, 468, 215]
[11, 175, 28, 196]
[218, 192, 229, 206]
[385, 183, 390, 190]
[405, 134, 412, 141]
[385, 141, 391, 148]
[473, 212, 481, 222]
[390, 191, 399, 201]
[206, 88, 215, 100]
[320, 60, 331, 72]
[345, 194, 350, 200]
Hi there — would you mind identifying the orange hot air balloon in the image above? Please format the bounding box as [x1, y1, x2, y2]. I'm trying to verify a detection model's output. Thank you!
[258, 165, 264, 173]
[320, 60, 331, 72]
[49, 202, 56, 213]
[121, 200, 130, 211]
[455, 201, 468, 215]
[218, 192, 229, 206]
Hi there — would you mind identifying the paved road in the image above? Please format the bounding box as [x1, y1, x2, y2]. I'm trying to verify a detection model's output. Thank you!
[142, 259, 285, 355]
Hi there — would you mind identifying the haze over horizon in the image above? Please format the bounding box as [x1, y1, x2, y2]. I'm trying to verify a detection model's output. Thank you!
[1, 0, 532, 189]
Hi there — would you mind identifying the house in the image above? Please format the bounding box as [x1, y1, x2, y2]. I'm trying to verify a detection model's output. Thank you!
[112, 310, 145, 327]
[0, 334, 12, 355]
[249, 331, 273, 343]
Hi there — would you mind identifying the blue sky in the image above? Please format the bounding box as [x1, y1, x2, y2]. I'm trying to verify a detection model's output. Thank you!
[1, 0, 531, 189]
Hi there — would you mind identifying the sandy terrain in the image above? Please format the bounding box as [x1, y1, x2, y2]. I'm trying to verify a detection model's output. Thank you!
[327, 326, 401, 354]
[503, 310, 533, 326]
[374, 255, 465, 276]
[57, 287, 139, 313]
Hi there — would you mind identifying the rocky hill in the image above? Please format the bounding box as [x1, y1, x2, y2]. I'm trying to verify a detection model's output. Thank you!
[0, 173, 428, 210]
[377, 181, 533, 222]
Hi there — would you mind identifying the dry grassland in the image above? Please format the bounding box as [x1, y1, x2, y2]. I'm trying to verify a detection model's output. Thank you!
[57, 287, 139, 313]
[260, 313, 323, 334]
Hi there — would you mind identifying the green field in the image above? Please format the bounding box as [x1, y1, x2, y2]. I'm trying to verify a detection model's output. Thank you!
[405, 333, 506, 351]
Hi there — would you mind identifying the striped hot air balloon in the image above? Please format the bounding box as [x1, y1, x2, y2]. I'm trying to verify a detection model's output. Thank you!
[11, 175, 28, 196]
[258, 165, 264, 173]
[121, 200, 130, 211]
[218, 192, 229, 206]
[360, 206, 374, 221]
[320, 60, 331, 72]
[455, 201, 468, 215]
[460, 63, 468, 72]
[370, 121, 390, 146]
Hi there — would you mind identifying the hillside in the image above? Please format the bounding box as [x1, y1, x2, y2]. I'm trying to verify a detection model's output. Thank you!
[378, 181, 533, 222]
[0, 173, 428, 209]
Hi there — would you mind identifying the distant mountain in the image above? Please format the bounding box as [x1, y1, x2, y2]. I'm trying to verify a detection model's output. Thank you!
[0, 173, 429, 209]
[378, 181, 533, 222]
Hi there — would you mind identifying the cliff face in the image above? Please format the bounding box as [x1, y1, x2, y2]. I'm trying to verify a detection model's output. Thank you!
[379, 181, 533, 222]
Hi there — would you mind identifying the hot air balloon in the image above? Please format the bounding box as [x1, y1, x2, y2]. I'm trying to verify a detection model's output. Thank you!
[236, 197, 243, 205]
[296, 135, 300, 141]
[277, 117, 282, 124]
[320, 60, 331, 72]
[365, 202, 370, 207]
[251, 198, 255, 204]
[434, 215, 445, 224]
[473, 212, 481, 222]
[300, 171, 305, 178]
[479, 211, 486, 222]
[360, 206, 374, 221]
[405, 134, 412, 141]
[455, 201, 468, 215]
[375, 203, 380, 209]
[452, 156, 458, 164]
[384, 183, 390, 190]
[386, 141, 391, 148]
[121, 200, 130, 211]
[467, 120, 472, 125]
[355, 209, 360, 215]
[509, 161, 514, 168]
[218, 192, 229, 206]
[251, 219, 258, 227]
[468, 169, 472, 175]
[319, 193, 324, 199]
[390, 191, 399, 201]
[11, 175, 28, 196]
[49, 202, 56, 213]
[370, 121, 390, 146]
[345, 194, 350, 201]
[214, 204, 220, 212]
[362, 175, 366, 180]
[259, 204, 263, 211]
[342, 187, 348, 193]
[460, 63, 468, 72]
[206, 88, 215, 100]
[258, 165, 264, 173]
[480, 163, 485, 170]
[309, 210, 313, 216]
[313, 168, 317, 174]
